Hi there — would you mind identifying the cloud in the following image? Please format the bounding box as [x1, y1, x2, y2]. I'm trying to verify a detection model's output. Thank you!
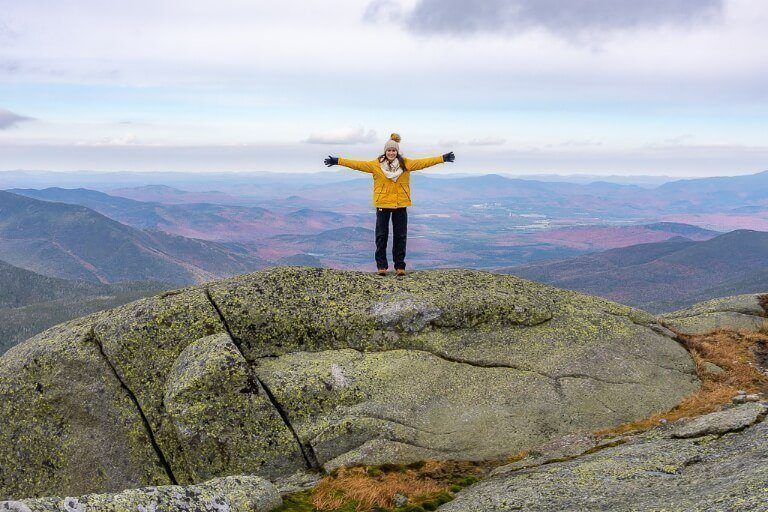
[78, 133, 142, 146]
[545, 139, 605, 148]
[657, 134, 695, 146]
[3, 140, 767, 176]
[438, 137, 506, 146]
[0, 19, 16, 43]
[362, 0, 403, 23]
[378, 0, 723, 37]
[467, 137, 506, 146]
[304, 126, 377, 145]
[0, 108, 33, 129]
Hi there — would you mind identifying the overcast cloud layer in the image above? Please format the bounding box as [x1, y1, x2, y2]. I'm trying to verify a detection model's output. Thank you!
[380, 0, 724, 36]
[0, 0, 766, 175]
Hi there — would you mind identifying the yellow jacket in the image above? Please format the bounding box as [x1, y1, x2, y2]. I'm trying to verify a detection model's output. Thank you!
[338, 155, 445, 208]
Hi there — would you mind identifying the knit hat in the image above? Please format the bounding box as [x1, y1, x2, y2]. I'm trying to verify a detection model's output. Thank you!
[384, 133, 401, 154]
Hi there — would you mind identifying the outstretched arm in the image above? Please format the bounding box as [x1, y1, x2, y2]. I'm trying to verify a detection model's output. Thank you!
[405, 151, 455, 171]
[325, 155, 378, 174]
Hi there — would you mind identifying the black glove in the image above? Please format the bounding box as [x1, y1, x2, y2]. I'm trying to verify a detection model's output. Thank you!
[324, 155, 339, 167]
[442, 151, 455, 163]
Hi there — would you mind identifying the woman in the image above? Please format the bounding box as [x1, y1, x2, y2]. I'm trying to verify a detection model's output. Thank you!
[324, 133, 455, 276]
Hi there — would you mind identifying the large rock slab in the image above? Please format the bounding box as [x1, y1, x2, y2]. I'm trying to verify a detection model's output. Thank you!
[672, 402, 767, 438]
[2, 475, 280, 512]
[660, 293, 768, 335]
[90, 289, 307, 484]
[0, 317, 170, 501]
[164, 333, 304, 480]
[209, 267, 699, 468]
[0, 267, 700, 499]
[441, 404, 768, 511]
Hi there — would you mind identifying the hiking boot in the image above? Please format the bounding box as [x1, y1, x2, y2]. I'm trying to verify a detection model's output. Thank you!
[377, 269, 388, 276]
[395, 268, 406, 277]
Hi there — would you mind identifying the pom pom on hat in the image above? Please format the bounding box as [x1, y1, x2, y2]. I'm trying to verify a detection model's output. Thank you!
[384, 132, 401, 153]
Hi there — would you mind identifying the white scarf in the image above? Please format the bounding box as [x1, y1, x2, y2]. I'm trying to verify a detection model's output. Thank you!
[380, 157, 404, 182]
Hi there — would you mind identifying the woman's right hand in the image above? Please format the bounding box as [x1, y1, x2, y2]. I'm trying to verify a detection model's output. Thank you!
[324, 156, 339, 167]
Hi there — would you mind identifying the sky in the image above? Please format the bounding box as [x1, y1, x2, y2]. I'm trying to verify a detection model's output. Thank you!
[0, 0, 767, 176]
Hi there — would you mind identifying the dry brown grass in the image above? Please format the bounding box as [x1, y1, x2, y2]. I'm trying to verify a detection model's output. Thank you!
[309, 460, 500, 511]
[596, 328, 768, 438]
[504, 449, 530, 464]
[757, 294, 768, 315]
[312, 466, 442, 510]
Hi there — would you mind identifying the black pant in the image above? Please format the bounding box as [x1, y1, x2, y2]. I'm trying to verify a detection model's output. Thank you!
[375, 207, 407, 270]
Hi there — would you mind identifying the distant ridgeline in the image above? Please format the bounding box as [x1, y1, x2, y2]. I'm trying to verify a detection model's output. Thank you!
[0, 190, 267, 285]
[0, 259, 170, 355]
[503, 229, 768, 313]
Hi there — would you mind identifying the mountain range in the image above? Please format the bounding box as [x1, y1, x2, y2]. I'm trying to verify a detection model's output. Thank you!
[0, 190, 266, 284]
[10, 187, 362, 241]
[502, 229, 768, 312]
[0, 259, 169, 354]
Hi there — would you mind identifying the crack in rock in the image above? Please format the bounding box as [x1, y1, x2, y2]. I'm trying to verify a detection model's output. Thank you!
[204, 288, 321, 471]
[88, 328, 178, 485]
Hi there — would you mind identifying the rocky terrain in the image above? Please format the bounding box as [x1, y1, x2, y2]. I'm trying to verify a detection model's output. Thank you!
[0, 269, 765, 511]
[1, 476, 281, 512]
[659, 293, 768, 335]
[443, 402, 768, 511]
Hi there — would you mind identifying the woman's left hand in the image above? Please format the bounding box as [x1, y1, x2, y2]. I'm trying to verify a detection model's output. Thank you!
[442, 151, 455, 163]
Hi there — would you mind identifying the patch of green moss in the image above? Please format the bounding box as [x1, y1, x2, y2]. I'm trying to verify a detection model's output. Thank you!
[454, 476, 478, 487]
[395, 506, 425, 512]
[418, 492, 453, 510]
[273, 490, 314, 511]
[366, 467, 383, 477]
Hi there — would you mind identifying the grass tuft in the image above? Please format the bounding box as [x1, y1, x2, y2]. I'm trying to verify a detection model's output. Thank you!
[276, 459, 502, 512]
[311, 465, 443, 511]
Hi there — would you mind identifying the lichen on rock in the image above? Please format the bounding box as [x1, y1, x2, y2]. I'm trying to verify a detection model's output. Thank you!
[442, 404, 768, 511]
[0, 316, 169, 501]
[3, 475, 280, 512]
[660, 293, 768, 335]
[164, 333, 306, 481]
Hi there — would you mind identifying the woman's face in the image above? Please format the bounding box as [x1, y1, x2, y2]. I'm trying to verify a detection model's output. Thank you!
[385, 147, 398, 160]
